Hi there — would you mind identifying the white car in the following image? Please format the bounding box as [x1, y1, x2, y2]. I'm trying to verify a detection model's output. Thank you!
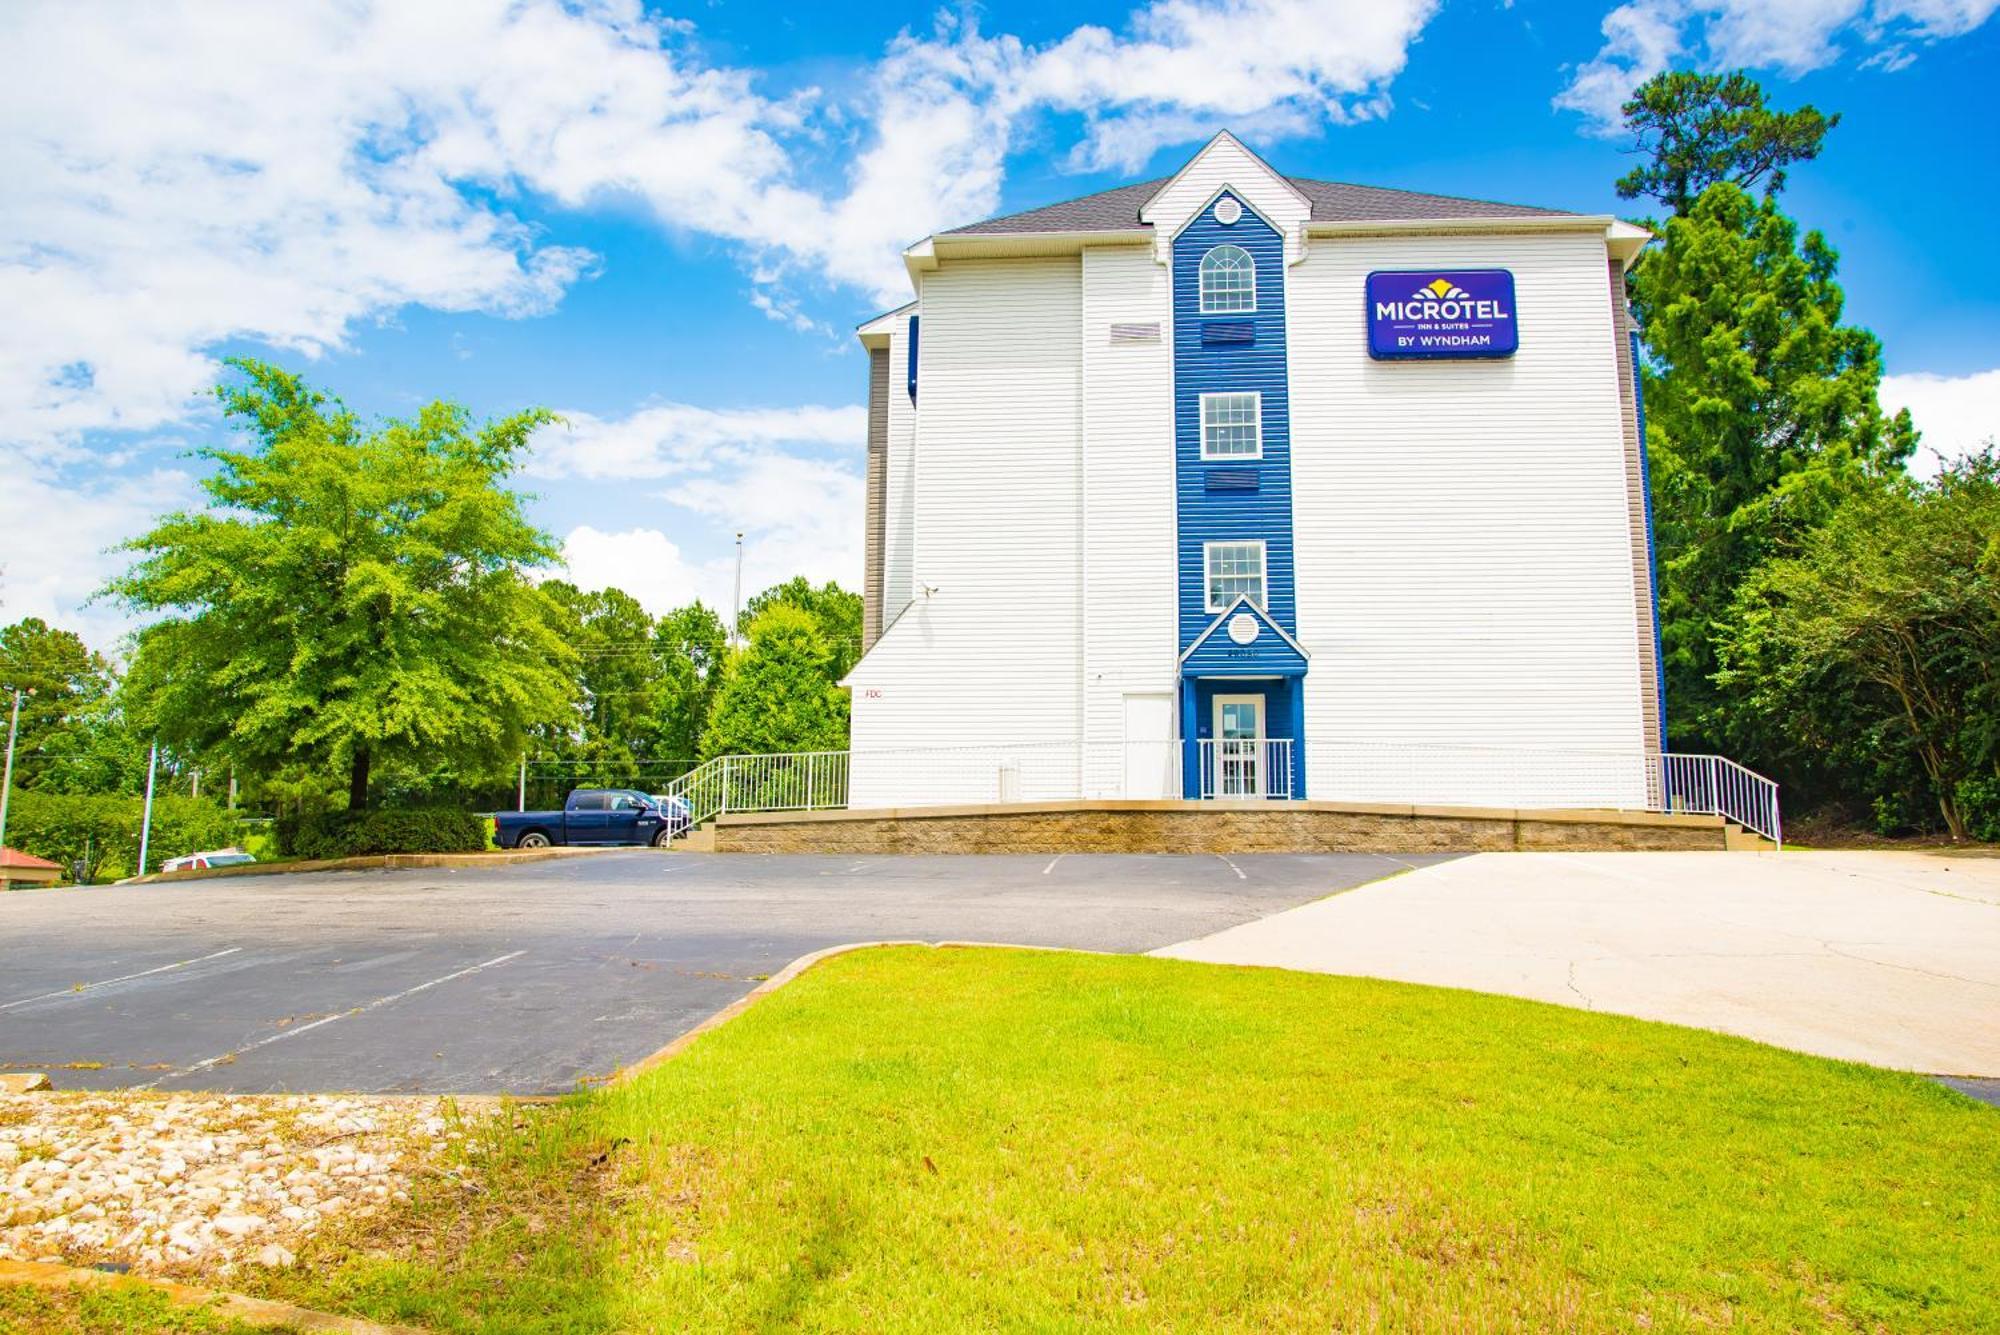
[160, 847, 258, 873]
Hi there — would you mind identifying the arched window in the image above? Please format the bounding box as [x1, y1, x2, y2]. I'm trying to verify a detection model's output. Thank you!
[1199, 244, 1255, 313]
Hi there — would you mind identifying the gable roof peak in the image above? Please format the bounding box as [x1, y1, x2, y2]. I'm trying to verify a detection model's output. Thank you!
[1141, 130, 1308, 220]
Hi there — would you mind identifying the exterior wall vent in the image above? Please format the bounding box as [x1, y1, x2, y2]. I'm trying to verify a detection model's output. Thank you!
[1201, 321, 1254, 345]
[1109, 321, 1161, 346]
[1204, 469, 1259, 492]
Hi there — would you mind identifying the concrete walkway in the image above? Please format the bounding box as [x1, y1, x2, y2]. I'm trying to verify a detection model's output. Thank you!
[1157, 850, 2000, 1076]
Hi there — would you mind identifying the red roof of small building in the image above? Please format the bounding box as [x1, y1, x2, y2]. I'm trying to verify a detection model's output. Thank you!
[0, 846, 61, 870]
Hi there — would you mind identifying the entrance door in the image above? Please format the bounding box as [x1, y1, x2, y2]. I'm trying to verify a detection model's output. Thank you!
[1122, 694, 1174, 798]
[1212, 695, 1265, 797]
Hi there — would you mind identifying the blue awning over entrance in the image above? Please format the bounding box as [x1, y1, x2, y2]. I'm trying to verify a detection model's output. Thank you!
[1178, 596, 1308, 678]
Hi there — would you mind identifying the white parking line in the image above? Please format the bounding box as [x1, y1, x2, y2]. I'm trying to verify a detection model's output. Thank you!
[1215, 854, 1246, 880]
[0, 947, 243, 1012]
[1042, 855, 1064, 875]
[139, 950, 526, 1088]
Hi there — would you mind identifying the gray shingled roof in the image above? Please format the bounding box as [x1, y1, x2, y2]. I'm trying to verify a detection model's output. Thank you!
[943, 175, 1576, 236]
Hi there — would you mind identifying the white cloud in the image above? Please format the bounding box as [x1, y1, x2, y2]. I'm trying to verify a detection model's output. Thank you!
[1557, 0, 1998, 128]
[808, 0, 1438, 297]
[559, 465, 860, 622]
[546, 400, 865, 617]
[0, 447, 199, 653]
[528, 404, 864, 481]
[3, 0, 1445, 646]
[0, 0, 621, 453]
[558, 525, 719, 620]
[2, 0, 1446, 453]
[1880, 367, 2000, 479]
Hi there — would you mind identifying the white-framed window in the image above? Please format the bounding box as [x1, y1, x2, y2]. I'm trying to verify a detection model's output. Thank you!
[1204, 541, 1267, 612]
[1199, 244, 1255, 314]
[1200, 392, 1261, 459]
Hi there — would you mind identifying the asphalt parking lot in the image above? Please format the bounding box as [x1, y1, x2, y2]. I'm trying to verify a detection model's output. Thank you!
[0, 850, 1447, 1095]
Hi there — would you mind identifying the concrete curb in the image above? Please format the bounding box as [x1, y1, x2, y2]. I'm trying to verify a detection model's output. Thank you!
[0, 1257, 429, 1333]
[612, 940, 929, 1084]
[118, 844, 632, 886]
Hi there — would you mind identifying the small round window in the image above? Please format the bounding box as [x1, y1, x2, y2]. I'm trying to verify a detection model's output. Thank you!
[1215, 197, 1243, 225]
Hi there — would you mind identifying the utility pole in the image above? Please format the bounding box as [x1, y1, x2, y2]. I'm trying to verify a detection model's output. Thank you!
[517, 753, 527, 812]
[137, 739, 159, 877]
[227, 767, 237, 812]
[731, 531, 745, 646]
[191, 767, 200, 801]
[0, 686, 28, 856]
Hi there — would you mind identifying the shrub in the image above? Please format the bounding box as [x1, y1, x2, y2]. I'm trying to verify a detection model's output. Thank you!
[1957, 776, 2000, 844]
[1, 792, 238, 882]
[276, 808, 490, 860]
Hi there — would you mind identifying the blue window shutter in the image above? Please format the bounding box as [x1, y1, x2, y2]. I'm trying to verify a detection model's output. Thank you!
[907, 315, 919, 402]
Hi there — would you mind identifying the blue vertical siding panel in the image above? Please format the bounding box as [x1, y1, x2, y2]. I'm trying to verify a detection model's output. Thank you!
[1172, 191, 1308, 795]
[1173, 195, 1300, 650]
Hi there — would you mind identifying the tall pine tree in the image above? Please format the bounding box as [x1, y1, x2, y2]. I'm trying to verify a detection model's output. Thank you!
[1619, 73, 1916, 749]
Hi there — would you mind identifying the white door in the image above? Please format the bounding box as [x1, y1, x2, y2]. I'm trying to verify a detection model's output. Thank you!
[1212, 695, 1265, 797]
[1122, 694, 1174, 799]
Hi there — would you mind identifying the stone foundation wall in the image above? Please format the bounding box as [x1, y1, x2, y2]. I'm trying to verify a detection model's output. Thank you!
[709, 801, 1729, 855]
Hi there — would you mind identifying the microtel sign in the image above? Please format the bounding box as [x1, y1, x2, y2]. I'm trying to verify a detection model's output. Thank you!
[1366, 269, 1518, 359]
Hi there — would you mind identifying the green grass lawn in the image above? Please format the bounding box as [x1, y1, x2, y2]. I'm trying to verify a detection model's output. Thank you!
[0, 1283, 276, 1334]
[256, 947, 1994, 1333]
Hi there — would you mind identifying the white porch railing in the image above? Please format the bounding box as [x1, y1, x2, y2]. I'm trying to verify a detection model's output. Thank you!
[657, 750, 850, 828]
[1196, 738, 1295, 799]
[658, 741, 1781, 847]
[1654, 753, 1784, 848]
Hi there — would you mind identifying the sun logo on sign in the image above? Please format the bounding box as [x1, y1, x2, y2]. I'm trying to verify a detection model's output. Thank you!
[1417, 277, 1470, 300]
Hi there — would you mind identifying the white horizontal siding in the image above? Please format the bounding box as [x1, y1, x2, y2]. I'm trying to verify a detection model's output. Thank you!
[848, 256, 1085, 806]
[1142, 134, 1309, 265]
[1081, 244, 1178, 796]
[1287, 232, 1648, 807]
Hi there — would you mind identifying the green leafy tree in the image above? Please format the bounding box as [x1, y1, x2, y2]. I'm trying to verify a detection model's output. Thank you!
[0, 618, 116, 790]
[531, 580, 668, 785]
[30, 698, 152, 796]
[1616, 70, 1839, 216]
[701, 604, 849, 758]
[1631, 183, 1917, 745]
[742, 577, 864, 679]
[112, 360, 574, 810]
[1716, 449, 2000, 840]
[3, 791, 236, 882]
[652, 600, 729, 769]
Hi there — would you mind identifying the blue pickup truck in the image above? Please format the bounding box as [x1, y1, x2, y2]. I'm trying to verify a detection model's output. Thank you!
[493, 788, 692, 849]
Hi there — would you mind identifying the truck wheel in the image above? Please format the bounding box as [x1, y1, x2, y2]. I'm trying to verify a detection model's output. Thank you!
[518, 831, 552, 849]
[651, 827, 675, 848]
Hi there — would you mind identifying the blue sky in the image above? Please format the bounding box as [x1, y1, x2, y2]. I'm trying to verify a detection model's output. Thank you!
[4, 0, 1996, 652]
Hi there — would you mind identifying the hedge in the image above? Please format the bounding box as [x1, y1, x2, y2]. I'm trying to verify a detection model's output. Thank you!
[2, 792, 238, 882]
[275, 808, 490, 860]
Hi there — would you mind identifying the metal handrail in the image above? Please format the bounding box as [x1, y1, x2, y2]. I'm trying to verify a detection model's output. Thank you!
[1655, 753, 1783, 848]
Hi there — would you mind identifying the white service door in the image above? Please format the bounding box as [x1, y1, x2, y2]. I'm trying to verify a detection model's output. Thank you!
[1213, 695, 1265, 797]
[1122, 694, 1175, 799]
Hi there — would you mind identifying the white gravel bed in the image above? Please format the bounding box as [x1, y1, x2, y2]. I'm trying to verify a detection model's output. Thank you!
[0, 1091, 482, 1277]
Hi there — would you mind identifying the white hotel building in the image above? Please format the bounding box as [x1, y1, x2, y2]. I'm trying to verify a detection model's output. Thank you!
[843, 133, 1669, 812]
